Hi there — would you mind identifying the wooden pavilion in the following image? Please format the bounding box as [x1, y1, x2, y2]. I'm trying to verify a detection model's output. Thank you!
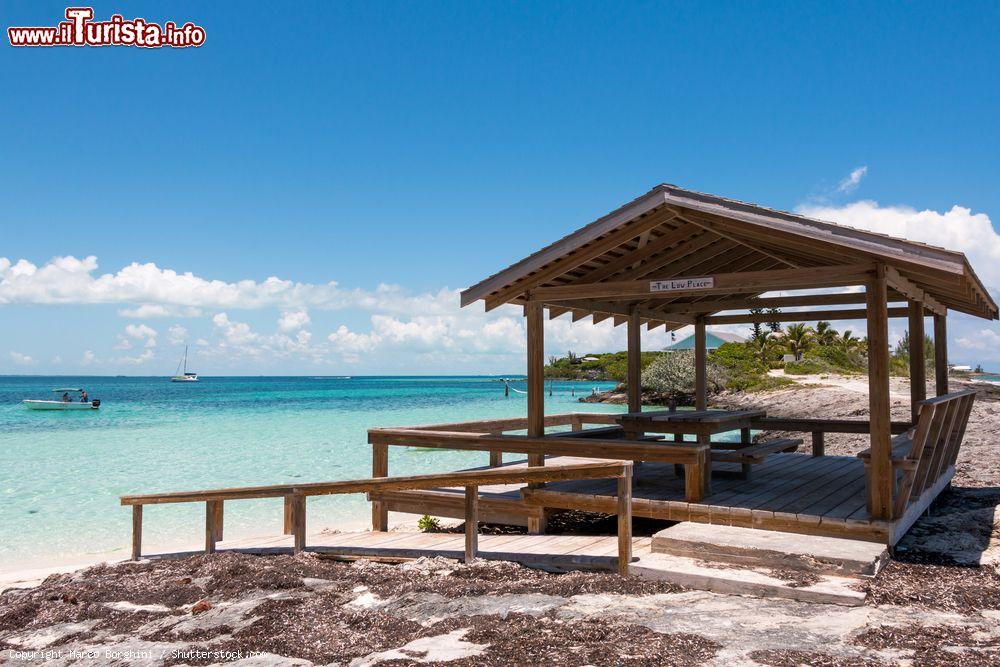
[367, 184, 997, 545]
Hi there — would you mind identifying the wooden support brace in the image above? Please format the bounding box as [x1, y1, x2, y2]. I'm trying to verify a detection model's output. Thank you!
[465, 485, 478, 564]
[131, 505, 143, 561]
[617, 468, 633, 576]
[205, 500, 222, 554]
[291, 496, 306, 554]
[372, 442, 388, 531]
[283, 496, 294, 535]
[812, 431, 825, 457]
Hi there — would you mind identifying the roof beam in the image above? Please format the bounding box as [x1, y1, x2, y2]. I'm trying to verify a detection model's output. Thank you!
[705, 306, 911, 325]
[529, 264, 876, 303]
[572, 226, 703, 285]
[673, 212, 800, 268]
[481, 208, 678, 310]
[885, 266, 947, 316]
[655, 291, 894, 314]
[543, 299, 696, 325]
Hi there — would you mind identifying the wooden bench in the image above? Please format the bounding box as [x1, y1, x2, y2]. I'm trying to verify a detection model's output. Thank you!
[709, 438, 802, 479]
[857, 390, 976, 517]
[750, 418, 911, 456]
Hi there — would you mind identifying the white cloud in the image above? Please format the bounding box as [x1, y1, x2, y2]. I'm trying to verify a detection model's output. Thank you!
[0, 256, 353, 310]
[212, 313, 259, 348]
[120, 323, 158, 349]
[81, 350, 96, 366]
[837, 166, 868, 194]
[796, 200, 1000, 293]
[9, 351, 34, 365]
[118, 304, 203, 318]
[167, 324, 188, 346]
[277, 310, 311, 332]
[956, 328, 1000, 351]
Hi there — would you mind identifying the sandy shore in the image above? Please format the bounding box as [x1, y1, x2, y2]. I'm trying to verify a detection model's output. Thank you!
[0, 513, 430, 593]
[1, 376, 998, 665]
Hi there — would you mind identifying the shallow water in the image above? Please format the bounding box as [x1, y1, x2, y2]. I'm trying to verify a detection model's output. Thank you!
[0, 376, 622, 569]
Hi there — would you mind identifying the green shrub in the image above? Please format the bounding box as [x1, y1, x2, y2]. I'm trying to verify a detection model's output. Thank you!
[417, 515, 442, 532]
[710, 343, 770, 391]
[803, 345, 865, 373]
[641, 350, 725, 397]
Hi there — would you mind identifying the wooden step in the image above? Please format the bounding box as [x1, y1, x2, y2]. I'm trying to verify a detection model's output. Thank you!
[630, 552, 867, 606]
[650, 522, 888, 577]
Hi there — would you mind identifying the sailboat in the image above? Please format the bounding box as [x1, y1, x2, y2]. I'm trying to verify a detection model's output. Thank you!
[170, 346, 199, 382]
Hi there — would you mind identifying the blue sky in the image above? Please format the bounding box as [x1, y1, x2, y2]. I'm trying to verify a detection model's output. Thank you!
[2, 1, 999, 374]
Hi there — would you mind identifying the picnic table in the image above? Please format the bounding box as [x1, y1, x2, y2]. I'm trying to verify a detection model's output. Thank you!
[616, 408, 767, 443]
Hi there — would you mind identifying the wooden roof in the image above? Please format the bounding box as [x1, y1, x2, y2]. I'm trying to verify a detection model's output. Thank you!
[460, 184, 998, 328]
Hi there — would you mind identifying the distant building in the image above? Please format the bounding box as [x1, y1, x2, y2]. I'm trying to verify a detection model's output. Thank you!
[949, 364, 973, 373]
[665, 331, 746, 352]
[581, 356, 600, 362]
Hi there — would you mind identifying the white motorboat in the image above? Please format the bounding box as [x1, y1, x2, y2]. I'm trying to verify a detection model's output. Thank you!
[24, 388, 100, 410]
[170, 346, 199, 382]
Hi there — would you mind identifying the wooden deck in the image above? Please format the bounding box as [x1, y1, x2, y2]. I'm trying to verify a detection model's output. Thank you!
[145, 530, 652, 572]
[371, 453, 955, 545]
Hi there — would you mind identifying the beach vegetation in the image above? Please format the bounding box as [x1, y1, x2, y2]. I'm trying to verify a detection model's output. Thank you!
[417, 514, 442, 532]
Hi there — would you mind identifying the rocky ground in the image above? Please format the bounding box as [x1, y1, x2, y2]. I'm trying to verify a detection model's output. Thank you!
[1, 378, 998, 665]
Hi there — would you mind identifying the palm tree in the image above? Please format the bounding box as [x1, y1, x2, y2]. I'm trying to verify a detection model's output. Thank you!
[749, 332, 774, 364]
[783, 323, 814, 361]
[815, 321, 839, 346]
[840, 329, 860, 352]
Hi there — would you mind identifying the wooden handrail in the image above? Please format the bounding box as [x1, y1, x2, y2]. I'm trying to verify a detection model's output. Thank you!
[121, 461, 634, 575]
[750, 417, 912, 434]
[367, 429, 706, 465]
[119, 461, 629, 505]
[403, 412, 619, 433]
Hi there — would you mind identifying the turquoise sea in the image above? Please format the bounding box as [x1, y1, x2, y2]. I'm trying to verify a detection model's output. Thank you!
[0, 376, 621, 570]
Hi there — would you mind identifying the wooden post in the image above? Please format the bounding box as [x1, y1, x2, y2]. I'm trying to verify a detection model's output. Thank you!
[627, 308, 642, 413]
[626, 308, 643, 467]
[526, 300, 547, 534]
[694, 317, 707, 411]
[812, 431, 825, 457]
[934, 312, 949, 396]
[693, 318, 711, 494]
[205, 500, 222, 554]
[291, 496, 306, 554]
[739, 426, 752, 479]
[617, 467, 633, 576]
[866, 265, 893, 519]
[283, 496, 294, 535]
[489, 451, 503, 467]
[131, 505, 143, 560]
[908, 301, 926, 422]
[372, 442, 388, 531]
[464, 485, 478, 563]
[526, 301, 545, 441]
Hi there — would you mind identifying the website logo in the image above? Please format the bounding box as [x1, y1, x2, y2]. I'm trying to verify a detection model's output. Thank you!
[8, 7, 206, 48]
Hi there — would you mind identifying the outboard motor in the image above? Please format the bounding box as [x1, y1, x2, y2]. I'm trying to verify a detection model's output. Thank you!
[91, 399, 101, 408]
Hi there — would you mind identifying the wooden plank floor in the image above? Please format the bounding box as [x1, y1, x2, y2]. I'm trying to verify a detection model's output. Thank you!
[371, 453, 897, 543]
[146, 531, 652, 571]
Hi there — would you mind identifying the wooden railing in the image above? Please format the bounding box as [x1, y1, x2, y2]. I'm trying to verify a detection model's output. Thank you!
[369, 414, 711, 505]
[749, 417, 912, 456]
[120, 461, 635, 575]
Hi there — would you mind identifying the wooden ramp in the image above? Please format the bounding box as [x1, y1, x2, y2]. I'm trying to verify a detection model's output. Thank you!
[145, 531, 653, 573]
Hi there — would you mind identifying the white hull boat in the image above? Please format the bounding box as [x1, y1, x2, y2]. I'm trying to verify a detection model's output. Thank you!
[171, 346, 199, 382]
[23, 388, 100, 410]
[23, 400, 99, 411]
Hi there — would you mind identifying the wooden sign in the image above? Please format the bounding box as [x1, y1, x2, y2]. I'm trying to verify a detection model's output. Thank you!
[649, 277, 715, 293]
